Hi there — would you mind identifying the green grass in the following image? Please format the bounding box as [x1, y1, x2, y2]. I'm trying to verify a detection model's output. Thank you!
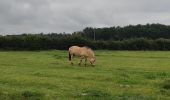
[0, 50, 170, 100]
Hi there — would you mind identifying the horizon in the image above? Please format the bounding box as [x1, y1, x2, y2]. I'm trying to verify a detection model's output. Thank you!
[0, 23, 169, 36]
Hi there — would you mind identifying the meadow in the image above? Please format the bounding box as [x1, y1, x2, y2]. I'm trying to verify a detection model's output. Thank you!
[0, 50, 169, 100]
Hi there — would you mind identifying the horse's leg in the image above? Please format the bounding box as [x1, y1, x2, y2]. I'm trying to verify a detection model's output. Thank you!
[78, 59, 82, 66]
[85, 58, 87, 66]
[78, 56, 84, 66]
[70, 54, 74, 65]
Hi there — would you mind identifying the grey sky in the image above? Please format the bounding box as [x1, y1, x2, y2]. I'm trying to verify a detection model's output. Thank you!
[0, 0, 170, 34]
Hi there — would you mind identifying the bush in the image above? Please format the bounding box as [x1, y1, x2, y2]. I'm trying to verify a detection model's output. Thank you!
[0, 33, 170, 50]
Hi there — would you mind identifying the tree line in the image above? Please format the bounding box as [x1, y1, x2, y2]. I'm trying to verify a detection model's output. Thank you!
[0, 24, 170, 50]
[82, 24, 170, 40]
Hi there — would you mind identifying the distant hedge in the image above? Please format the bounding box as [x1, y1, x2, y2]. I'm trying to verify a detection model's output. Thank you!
[93, 38, 170, 50]
[0, 34, 170, 50]
[0, 24, 170, 50]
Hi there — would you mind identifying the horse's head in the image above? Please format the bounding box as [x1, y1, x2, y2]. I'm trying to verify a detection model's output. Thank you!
[89, 57, 96, 66]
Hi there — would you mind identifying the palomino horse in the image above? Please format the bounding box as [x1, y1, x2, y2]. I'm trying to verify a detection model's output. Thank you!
[68, 46, 96, 66]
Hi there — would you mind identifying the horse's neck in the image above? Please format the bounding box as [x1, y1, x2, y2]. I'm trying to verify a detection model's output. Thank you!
[89, 50, 95, 58]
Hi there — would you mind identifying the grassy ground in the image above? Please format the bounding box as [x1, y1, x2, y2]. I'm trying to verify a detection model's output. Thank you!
[0, 50, 170, 100]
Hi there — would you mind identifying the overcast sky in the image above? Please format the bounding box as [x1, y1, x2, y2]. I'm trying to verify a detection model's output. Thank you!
[0, 0, 170, 34]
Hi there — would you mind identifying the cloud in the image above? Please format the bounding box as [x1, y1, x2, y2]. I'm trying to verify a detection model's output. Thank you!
[0, 0, 170, 34]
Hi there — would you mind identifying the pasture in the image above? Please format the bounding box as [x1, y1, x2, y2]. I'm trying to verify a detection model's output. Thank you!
[0, 50, 170, 100]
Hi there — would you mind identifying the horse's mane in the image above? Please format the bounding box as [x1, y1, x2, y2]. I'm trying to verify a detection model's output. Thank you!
[83, 46, 95, 57]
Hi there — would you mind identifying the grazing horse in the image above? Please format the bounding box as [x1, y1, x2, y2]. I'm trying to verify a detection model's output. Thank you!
[68, 46, 96, 66]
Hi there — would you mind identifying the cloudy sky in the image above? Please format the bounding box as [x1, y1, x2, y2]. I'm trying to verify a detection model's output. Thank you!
[0, 0, 170, 34]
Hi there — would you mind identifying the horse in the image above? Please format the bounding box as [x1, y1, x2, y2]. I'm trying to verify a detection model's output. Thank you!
[68, 46, 96, 66]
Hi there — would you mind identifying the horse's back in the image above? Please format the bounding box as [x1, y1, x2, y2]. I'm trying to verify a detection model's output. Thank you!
[69, 46, 95, 57]
[69, 46, 79, 51]
[69, 46, 81, 55]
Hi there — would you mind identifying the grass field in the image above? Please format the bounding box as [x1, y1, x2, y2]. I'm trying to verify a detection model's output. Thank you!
[0, 50, 170, 100]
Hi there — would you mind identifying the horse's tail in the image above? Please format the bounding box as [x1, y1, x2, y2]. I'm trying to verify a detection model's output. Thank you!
[68, 51, 71, 61]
